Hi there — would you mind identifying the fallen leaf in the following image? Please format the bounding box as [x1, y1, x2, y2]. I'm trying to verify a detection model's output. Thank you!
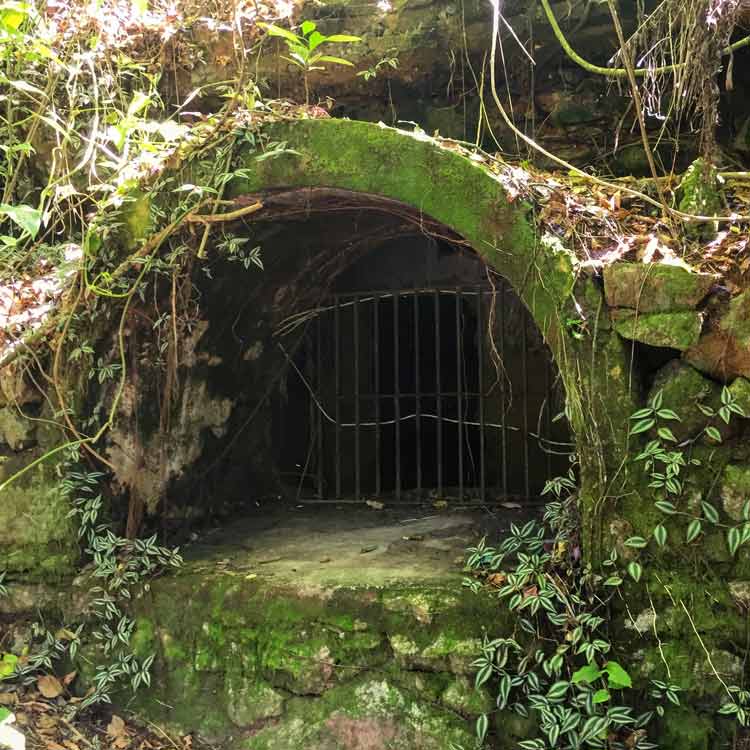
[365, 500, 384, 510]
[0, 692, 15, 705]
[62, 671, 77, 687]
[107, 714, 126, 738]
[37, 675, 63, 699]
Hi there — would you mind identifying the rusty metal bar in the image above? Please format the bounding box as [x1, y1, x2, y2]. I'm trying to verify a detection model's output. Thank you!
[334, 294, 341, 499]
[456, 287, 464, 501]
[414, 292, 422, 495]
[316, 313, 324, 498]
[477, 286, 486, 503]
[393, 292, 401, 499]
[434, 290, 443, 498]
[499, 280, 508, 497]
[374, 294, 381, 498]
[354, 294, 361, 501]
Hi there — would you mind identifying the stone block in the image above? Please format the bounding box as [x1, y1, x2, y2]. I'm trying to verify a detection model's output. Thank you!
[603, 262, 715, 313]
[611, 309, 702, 350]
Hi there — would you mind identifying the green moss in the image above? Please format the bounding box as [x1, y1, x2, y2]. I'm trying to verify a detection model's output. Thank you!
[611, 310, 703, 350]
[0, 454, 77, 580]
[658, 706, 714, 750]
[678, 158, 722, 239]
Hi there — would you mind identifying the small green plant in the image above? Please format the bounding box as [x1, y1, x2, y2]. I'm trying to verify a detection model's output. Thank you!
[259, 20, 361, 103]
[357, 52, 399, 81]
[463, 504, 663, 749]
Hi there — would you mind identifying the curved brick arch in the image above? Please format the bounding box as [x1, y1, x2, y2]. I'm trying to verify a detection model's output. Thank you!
[230, 118, 576, 355]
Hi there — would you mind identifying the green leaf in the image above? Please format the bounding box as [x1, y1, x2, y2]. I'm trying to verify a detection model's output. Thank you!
[721, 386, 732, 405]
[656, 408, 681, 421]
[630, 407, 655, 420]
[476, 714, 489, 742]
[307, 30, 326, 50]
[743, 500, 750, 522]
[0, 202, 41, 238]
[547, 680, 569, 700]
[650, 390, 664, 410]
[572, 663, 603, 684]
[603, 576, 623, 586]
[127, 91, 151, 117]
[653, 524, 667, 547]
[697, 403, 715, 417]
[728, 527, 741, 557]
[325, 34, 362, 42]
[593, 688, 611, 703]
[655, 500, 677, 514]
[629, 418, 656, 435]
[604, 661, 632, 689]
[315, 54, 355, 66]
[705, 425, 723, 443]
[0, 706, 10, 723]
[300, 19, 316, 35]
[624, 536, 648, 548]
[686, 518, 702, 543]
[701, 501, 719, 524]
[719, 406, 731, 424]
[259, 22, 302, 44]
[627, 561, 642, 582]
[657, 427, 678, 442]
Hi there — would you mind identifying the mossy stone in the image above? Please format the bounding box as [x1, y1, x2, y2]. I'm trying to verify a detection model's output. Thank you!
[611, 309, 702, 350]
[0, 455, 77, 579]
[0, 408, 37, 450]
[603, 262, 715, 313]
[728, 377, 750, 416]
[226, 674, 285, 727]
[647, 360, 720, 442]
[721, 464, 750, 521]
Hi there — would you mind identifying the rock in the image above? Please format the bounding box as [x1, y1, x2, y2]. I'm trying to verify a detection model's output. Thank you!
[225, 674, 285, 727]
[686, 289, 750, 382]
[648, 361, 720, 441]
[611, 309, 703, 350]
[728, 377, 750, 417]
[603, 262, 715, 313]
[0, 407, 37, 450]
[678, 158, 722, 240]
[720, 464, 750, 522]
[241, 677, 474, 750]
[728, 581, 750, 610]
[0, 361, 42, 407]
[441, 676, 492, 716]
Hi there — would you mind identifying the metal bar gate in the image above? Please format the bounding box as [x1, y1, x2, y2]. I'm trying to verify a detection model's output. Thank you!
[283, 282, 568, 504]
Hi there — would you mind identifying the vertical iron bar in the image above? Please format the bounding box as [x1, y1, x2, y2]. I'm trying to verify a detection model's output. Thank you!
[456, 288, 464, 501]
[435, 291, 443, 498]
[354, 295, 361, 501]
[522, 310, 530, 499]
[334, 295, 341, 499]
[374, 295, 381, 498]
[316, 313, 324, 498]
[500, 281, 508, 498]
[393, 293, 401, 500]
[414, 292, 422, 496]
[477, 287, 486, 503]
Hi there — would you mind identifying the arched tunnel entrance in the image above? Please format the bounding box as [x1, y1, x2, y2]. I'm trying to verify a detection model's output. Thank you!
[156, 189, 572, 527]
[272, 231, 570, 505]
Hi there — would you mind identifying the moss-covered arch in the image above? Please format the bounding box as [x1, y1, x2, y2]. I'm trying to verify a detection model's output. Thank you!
[231, 119, 574, 353]
[226, 118, 637, 557]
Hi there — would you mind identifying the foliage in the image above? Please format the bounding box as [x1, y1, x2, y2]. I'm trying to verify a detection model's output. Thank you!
[462, 485, 670, 749]
[259, 20, 360, 103]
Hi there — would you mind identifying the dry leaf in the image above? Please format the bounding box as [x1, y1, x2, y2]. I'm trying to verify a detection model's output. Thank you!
[37, 675, 63, 699]
[107, 714, 127, 738]
[44, 742, 66, 750]
[0, 692, 15, 705]
[62, 671, 77, 687]
[365, 500, 384, 510]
